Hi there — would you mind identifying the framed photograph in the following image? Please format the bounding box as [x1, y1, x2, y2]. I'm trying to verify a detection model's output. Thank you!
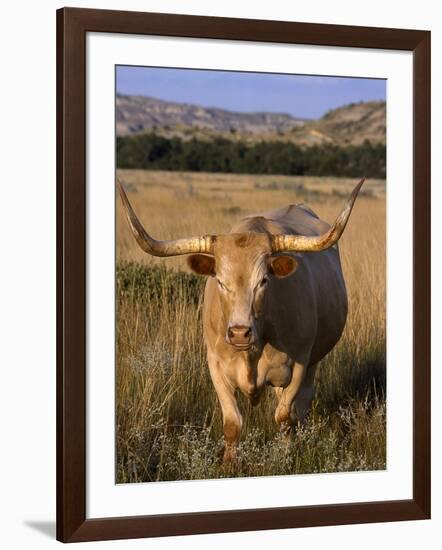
[57, 7, 431, 543]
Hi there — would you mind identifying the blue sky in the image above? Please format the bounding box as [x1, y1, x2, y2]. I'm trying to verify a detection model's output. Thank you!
[116, 66, 386, 120]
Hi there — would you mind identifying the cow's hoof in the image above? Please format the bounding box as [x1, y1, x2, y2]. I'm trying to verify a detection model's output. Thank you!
[275, 412, 293, 439]
[275, 406, 290, 427]
[279, 423, 293, 440]
[221, 443, 239, 465]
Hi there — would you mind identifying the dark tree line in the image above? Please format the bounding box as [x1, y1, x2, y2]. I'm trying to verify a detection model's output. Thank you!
[116, 134, 386, 178]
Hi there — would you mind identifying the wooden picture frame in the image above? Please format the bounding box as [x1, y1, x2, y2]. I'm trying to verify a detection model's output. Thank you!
[56, 7, 431, 542]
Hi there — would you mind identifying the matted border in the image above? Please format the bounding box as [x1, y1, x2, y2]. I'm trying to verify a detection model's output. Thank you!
[89, 35, 412, 517]
[56, 7, 430, 542]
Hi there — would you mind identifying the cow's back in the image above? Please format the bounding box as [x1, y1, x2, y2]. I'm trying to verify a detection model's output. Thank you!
[235, 203, 330, 237]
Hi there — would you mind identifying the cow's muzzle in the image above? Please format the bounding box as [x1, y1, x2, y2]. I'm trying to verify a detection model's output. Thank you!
[227, 325, 255, 349]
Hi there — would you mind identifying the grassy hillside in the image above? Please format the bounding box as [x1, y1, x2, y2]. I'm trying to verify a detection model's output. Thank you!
[116, 95, 386, 147]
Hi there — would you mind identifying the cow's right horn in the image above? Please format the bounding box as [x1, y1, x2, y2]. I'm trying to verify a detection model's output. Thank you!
[117, 180, 215, 256]
[271, 178, 365, 253]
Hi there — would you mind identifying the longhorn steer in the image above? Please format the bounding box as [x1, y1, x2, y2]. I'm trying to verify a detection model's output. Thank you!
[118, 178, 364, 462]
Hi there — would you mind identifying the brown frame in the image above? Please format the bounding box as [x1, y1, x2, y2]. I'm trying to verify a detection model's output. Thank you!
[56, 7, 431, 543]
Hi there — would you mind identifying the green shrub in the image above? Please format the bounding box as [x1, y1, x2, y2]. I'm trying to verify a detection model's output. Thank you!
[116, 134, 386, 178]
[117, 262, 204, 305]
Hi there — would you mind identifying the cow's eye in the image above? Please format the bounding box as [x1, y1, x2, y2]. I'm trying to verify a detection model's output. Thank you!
[260, 276, 269, 287]
[217, 279, 227, 291]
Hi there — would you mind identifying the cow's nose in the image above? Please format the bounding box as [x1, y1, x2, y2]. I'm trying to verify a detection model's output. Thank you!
[227, 325, 253, 346]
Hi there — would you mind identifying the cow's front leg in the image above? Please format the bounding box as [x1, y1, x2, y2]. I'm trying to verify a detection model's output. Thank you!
[294, 364, 317, 424]
[208, 355, 242, 462]
[274, 361, 306, 435]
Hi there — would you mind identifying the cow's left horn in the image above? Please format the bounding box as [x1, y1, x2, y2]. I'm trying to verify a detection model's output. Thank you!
[117, 179, 215, 256]
[271, 178, 365, 253]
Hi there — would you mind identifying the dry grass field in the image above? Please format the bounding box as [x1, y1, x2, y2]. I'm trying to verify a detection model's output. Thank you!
[116, 169, 386, 483]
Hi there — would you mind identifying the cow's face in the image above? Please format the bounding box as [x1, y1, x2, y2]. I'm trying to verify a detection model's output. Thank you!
[188, 233, 298, 350]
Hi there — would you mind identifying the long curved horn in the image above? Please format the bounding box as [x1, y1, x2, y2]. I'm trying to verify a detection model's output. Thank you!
[117, 179, 215, 256]
[271, 178, 365, 253]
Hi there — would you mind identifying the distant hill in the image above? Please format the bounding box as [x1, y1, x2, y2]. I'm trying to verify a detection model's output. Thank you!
[304, 101, 386, 146]
[116, 95, 385, 147]
[116, 95, 305, 135]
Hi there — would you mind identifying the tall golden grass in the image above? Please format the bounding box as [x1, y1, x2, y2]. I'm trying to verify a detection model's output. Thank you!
[116, 169, 386, 482]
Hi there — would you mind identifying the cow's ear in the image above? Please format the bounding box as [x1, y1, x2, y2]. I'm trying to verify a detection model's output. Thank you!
[267, 255, 298, 278]
[187, 254, 216, 276]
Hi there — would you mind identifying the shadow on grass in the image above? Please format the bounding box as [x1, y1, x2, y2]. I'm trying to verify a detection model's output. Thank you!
[316, 356, 386, 415]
